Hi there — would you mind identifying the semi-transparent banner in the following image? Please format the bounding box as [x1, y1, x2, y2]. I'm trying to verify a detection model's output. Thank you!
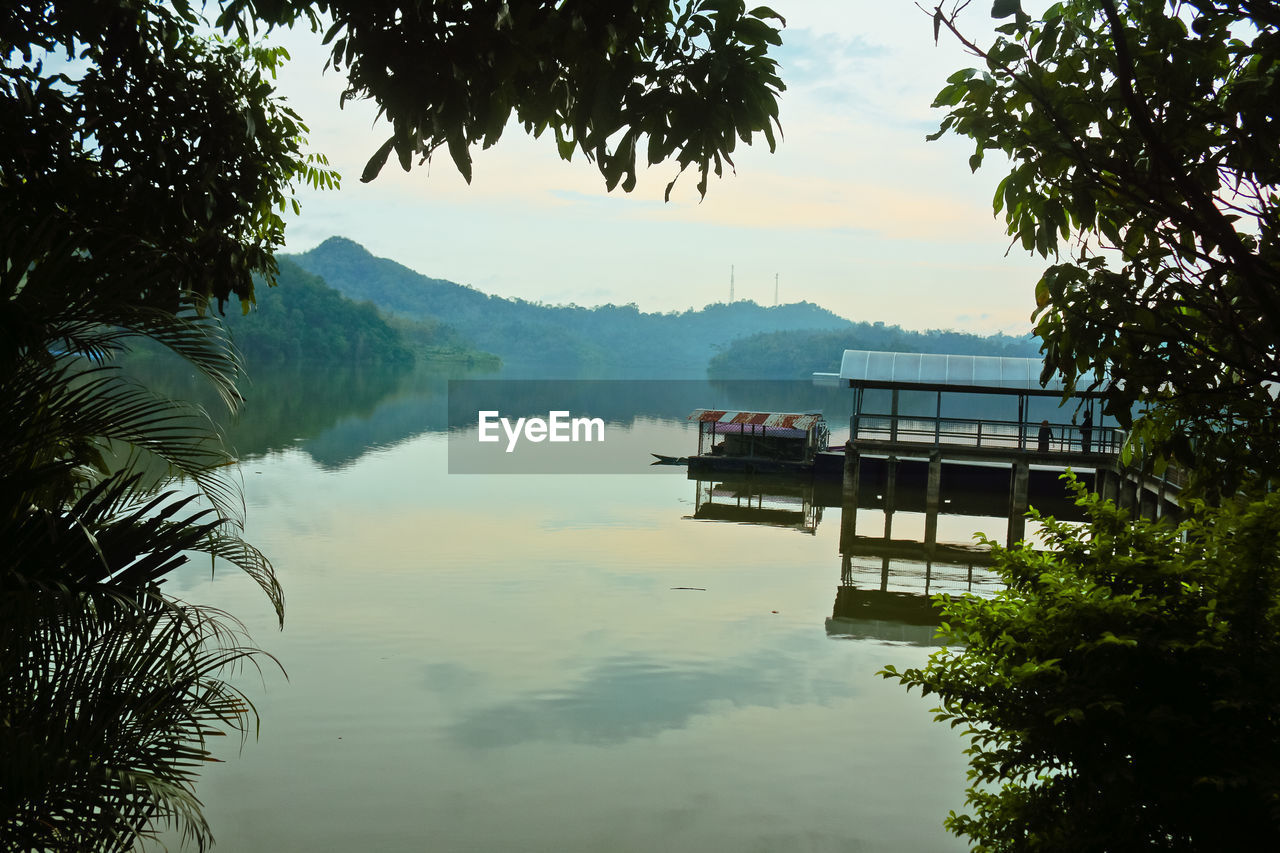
[447, 379, 847, 474]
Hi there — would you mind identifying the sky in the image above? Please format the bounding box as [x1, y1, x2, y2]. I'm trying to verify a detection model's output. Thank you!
[271, 1, 1049, 336]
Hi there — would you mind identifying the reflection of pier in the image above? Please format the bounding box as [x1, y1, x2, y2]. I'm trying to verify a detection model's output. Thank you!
[826, 465, 1006, 644]
[687, 475, 821, 534]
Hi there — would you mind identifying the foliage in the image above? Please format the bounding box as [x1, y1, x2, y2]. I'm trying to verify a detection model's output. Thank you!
[0, 224, 284, 850]
[883, 480, 1280, 850]
[219, 0, 786, 200]
[1, 1, 337, 311]
[1, 592, 273, 852]
[222, 259, 415, 366]
[927, 0, 1280, 491]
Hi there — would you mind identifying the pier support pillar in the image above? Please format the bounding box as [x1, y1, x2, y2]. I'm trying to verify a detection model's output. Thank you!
[1099, 467, 1120, 504]
[1119, 474, 1137, 512]
[840, 444, 861, 553]
[884, 456, 898, 540]
[1007, 459, 1029, 548]
[924, 452, 941, 562]
[1138, 481, 1157, 520]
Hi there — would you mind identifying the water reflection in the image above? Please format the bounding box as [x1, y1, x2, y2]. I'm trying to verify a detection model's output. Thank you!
[444, 648, 858, 749]
[828, 457, 1085, 643]
[154, 416, 975, 853]
[676, 462, 1087, 647]
[687, 476, 823, 534]
[128, 357, 477, 468]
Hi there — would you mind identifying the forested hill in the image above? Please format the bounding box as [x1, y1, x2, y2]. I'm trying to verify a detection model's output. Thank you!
[220, 259, 496, 367]
[219, 259, 411, 365]
[287, 237, 855, 369]
[708, 326, 1041, 379]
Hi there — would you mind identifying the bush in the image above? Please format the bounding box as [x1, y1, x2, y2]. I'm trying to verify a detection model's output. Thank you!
[883, 478, 1280, 851]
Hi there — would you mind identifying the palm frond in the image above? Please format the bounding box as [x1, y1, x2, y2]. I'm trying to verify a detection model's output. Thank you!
[1, 591, 280, 853]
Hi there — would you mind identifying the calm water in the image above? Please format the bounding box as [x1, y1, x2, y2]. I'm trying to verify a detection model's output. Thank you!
[148, 366, 1028, 852]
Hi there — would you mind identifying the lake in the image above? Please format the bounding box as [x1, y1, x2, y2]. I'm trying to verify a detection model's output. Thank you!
[152, 364, 1032, 852]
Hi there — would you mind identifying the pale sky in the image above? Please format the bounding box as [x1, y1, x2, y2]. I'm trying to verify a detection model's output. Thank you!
[273, 1, 1048, 335]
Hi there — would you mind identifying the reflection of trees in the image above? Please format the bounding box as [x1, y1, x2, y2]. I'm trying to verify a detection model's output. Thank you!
[226, 364, 412, 461]
[129, 357, 413, 462]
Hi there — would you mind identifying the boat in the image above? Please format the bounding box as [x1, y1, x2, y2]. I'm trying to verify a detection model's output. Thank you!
[683, 410, 829, 475]
[650, 453, 689, 465]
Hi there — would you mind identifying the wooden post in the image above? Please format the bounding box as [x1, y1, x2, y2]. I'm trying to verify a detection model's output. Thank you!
[851, 386, 863, 442]
[1017, 394, 1026, 450]
[1007, 459, 1029, 547]
[925, 452, 941, 563]
[884, 455, 898, 540]
[1119, 472, 1137, 511]
[934, 390, 942, 445]
[840, 444, 861, 554]
[926, 452, 942, 514]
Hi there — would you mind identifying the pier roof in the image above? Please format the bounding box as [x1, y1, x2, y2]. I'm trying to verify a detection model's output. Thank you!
[834, 350, 1080, 395]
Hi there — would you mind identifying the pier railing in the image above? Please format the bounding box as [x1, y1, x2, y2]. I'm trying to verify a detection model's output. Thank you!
[850, 415, 1125, 455]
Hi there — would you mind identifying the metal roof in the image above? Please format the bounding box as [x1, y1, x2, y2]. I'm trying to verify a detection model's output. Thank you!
[836, 350, 1070, 393]
[687, 410, 826, 431]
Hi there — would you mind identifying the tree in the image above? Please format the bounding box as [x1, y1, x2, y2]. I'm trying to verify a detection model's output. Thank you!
[887, 3, 1280, 848]
[2, 1, 785, 849]
[0, 263, 284, 850]
[219, 0, 786, 202]
[927, 0, 1280, 492]
[884, 482, 1280, 850]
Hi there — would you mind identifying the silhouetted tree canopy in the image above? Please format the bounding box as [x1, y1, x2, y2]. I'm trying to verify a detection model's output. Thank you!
[3, 0, 785, 309]
[930, 0, 1280, 490]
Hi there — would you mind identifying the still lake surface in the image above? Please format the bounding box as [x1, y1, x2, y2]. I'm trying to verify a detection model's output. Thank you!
[150, 364, 1041, 852]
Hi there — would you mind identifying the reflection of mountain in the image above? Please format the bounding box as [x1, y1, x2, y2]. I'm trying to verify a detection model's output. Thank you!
[294, 369, 457, 469]
[125, 358, 477, 470]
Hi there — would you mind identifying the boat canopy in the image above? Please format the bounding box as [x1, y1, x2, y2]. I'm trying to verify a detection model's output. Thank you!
[687, 410, 825, 431]
[836, 350, 1071, 394]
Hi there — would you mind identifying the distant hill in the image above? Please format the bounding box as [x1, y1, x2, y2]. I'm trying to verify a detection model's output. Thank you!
[217, 259, 498, 368]
[708, 326, 1041, 379]
[287, 237, 856, 369]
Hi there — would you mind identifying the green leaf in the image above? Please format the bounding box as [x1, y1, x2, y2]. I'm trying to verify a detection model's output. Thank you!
[361, 137, 395, 184]
[991, 0, 1023, 19]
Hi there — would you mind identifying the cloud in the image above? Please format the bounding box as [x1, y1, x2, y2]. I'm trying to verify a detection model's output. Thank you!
[442, 647, 857, 749]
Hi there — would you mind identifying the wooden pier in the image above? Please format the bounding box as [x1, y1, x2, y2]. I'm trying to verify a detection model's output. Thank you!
[817, 350, 1180, 547]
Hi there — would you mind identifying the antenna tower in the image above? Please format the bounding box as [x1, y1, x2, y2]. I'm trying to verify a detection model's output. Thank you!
[774, 273, 779, 306]
[730, 265, 735, 303]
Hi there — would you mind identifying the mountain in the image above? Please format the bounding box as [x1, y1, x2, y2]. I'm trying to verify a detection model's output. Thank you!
[217, 259, 413, 366]
[287, 237, 855, 369]
[211, 259, 497, 368]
